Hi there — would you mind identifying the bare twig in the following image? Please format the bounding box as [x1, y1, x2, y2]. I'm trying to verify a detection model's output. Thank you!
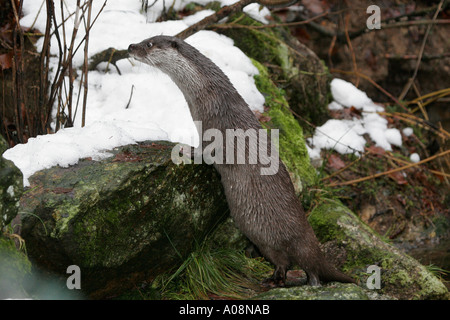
[176, 0, 253, 40]
[379, 111, 449, 140]
[176, 0, 301, 39]
[327, 34, 337, 69]
[210, 11, 330, 30]
[125, 85, 135, 109]
[59, 0, 81, 130]
[82, 0, 93, 128]
[384, 52, 450, 61]
[384, 152, 450, 180]
[39, 0, 53, 133]
[344, 13, 358, 86]
[321, 154, 364, 182]
[398, 0, 445, 100]
[11, 0, 29, 141]
[327, 149, 450, 187]
[88, 47, 128, 71]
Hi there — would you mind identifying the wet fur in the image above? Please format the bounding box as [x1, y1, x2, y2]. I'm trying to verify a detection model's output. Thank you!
[128, 36, 355, 286]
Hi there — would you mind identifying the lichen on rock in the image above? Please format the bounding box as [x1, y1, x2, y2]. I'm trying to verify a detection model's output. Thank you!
[308, 199, 449, 300]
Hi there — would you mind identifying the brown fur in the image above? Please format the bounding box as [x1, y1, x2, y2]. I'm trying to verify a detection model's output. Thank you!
[128, 36, 355, 286]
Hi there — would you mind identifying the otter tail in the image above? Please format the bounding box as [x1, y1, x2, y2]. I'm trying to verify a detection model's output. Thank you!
[319, 261, 356, 284]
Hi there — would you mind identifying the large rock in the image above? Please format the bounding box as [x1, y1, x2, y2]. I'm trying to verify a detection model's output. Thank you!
[0, 136, 23, 229]
[254, 283, 376, 300]
[19, 141, 229, 298]
[250, 200, 448, 300]
[308, 200, 449, 300]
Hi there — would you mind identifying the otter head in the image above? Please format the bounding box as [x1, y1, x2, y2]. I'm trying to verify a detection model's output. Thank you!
[128, 36, 188, 74]
[128, 35, 234, 120]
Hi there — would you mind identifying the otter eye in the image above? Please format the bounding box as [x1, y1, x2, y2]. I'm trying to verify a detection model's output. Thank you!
[146, 42, 153, 48]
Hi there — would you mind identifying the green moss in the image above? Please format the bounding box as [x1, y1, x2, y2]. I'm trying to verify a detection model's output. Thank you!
[222, 14, 282, 66]
[0, 236, 32, 298]
[254, 283, 369, 300]
[308, 199, 449, 299]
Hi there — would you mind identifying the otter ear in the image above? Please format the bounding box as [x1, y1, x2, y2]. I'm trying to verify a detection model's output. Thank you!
[170, 40, 179, 49]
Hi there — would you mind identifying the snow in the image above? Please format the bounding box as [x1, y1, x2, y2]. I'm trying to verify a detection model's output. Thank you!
[308, 79, 404, 159]
[125, 0, 270, 25]
[327, 101, 344, 110]
[330, 78, 380, 111]
[3, 0, 267, 187]
[403, 127, 414, 137]
[410, 153, 420, 163]
[2, 2, 410, 188]
[308, 119, 367, 155]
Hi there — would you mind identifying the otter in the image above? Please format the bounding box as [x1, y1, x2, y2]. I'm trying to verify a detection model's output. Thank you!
[128, 35, 355, 286]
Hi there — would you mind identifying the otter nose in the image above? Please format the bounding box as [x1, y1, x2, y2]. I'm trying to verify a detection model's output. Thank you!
[128, 44, 136, 53]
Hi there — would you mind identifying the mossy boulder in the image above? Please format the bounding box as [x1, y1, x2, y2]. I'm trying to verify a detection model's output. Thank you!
[0, 136, 23, 229]
[13, 48, 323, 299]
[308, 199, 449, 300]
[254, 283, 374, 300]
[19, 141, 229, 298]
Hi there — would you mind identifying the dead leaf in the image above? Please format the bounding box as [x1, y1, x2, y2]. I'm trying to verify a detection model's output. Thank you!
[302, 0, 329, 15]
[388, 171, 408, 185]
[140, 142, 170, 150]
[360, 205, 376, 223]
[254, 111, 271, 123]
[366, 145, 386, 156]
[328, 154, 346, 170]
[113, 151, 141, 162]
[0, 53, 13, 70]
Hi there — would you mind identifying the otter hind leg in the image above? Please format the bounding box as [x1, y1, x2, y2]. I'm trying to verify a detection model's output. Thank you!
[260, 248, 290, 288]
[306, 271, 321, 286]
[262, 265, 288, 288]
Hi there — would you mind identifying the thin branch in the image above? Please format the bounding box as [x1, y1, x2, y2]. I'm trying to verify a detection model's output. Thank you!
[379, 111, 449, 140]
[384, 152, 450, 179]
[11, 0, 28, 141]
[125, 85, 135, 109]
[326, 149, 450, 187]
[88, 48, 128, 71]
[398, 0, 445, 100]
[82, 0, 93, 128]
[176, 0, 253, 40]
[321, 154, 364, 181]
[344, 13, 358, 86]
[384, 52, 450, 61]
[210, 11, 330, 30]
